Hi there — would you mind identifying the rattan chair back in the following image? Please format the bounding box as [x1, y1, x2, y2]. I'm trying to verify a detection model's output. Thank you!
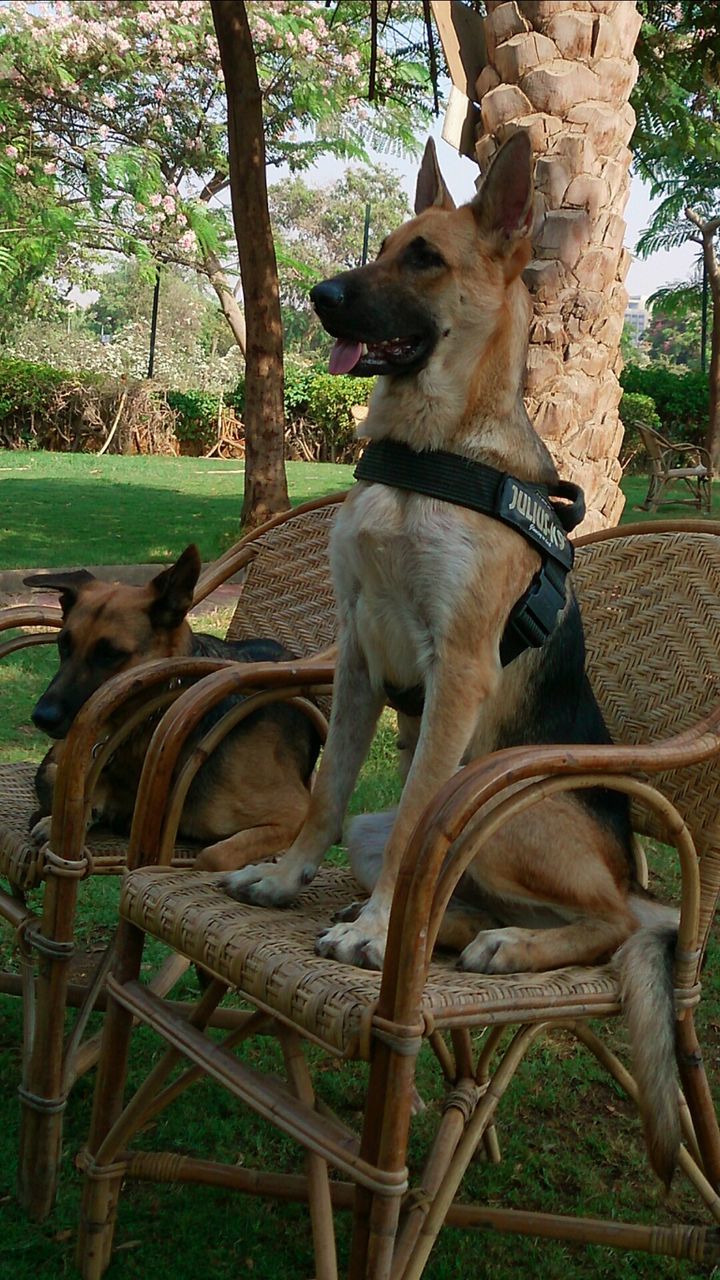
[636, 423, 672, 466]
[574, 527, 720, 949]
[225, 498, 342, 658]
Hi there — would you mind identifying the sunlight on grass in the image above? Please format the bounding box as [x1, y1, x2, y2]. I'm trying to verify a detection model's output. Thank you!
[0, 450, 355, 569]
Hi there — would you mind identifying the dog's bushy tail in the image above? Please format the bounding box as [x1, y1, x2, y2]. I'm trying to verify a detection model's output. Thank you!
[616, 924, 679, 1186]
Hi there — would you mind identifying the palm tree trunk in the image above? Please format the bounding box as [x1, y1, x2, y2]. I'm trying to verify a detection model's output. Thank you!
[688, 211, 720, 469]
[476, 0, 642, 532]
[709, 280, 720, 471]
[211, 0, 290, 529]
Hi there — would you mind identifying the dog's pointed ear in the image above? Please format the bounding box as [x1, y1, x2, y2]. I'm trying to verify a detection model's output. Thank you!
[470, 132, 534, 244]
[23, 569, 95, 617]
[415, 138, 456, 214]
[148, 545, 201, 630]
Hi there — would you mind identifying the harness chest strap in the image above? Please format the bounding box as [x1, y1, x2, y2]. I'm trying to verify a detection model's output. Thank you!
[353, 438, 585, 685]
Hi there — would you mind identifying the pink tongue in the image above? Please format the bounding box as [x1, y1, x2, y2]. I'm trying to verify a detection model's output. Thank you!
[328, 339, 363, 376]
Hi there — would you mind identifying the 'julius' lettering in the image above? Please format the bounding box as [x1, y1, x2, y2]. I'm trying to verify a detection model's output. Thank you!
[506, 482, 566, 553]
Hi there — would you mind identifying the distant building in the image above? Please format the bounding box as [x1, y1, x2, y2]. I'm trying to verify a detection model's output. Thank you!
[625, 295, 648, 341]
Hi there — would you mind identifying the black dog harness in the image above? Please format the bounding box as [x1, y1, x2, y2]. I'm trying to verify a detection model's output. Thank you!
[354, 439, 585, 711]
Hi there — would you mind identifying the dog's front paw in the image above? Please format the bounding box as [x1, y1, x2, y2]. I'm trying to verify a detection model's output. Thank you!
[457, 927, 528, 975]
[220, 858, 316, 908]
[315, 907, 388, 969]
[29, 815, 52, 848]
[331, 899, 368, 924]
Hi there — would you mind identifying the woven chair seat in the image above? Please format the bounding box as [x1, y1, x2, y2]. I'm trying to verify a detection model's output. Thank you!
[0, 762, 199, 892]
[120, 866, 627, 1059]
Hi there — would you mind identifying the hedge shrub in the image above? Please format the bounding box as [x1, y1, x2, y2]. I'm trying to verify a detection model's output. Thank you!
[282, 361, 365, 462]
[165, 389, 223, 449]
[0, 355, 98, 420]
[620, 364, 708, 445]
[0, 355, 365, 460]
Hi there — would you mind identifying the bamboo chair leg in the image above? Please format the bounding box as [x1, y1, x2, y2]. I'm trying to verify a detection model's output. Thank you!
[17, 876, 80, 1220]
[474, 1028, 506, 1167]
[402, 1024, 548, 1280]
[642, 474, 659, 510]
[77, 921, 146, 1279]
[17, 921, 36, 1083]
[677, 1014, 720, 1189]
[393, 1079, 481, 1276]
[427, 1031, 455, 1083]
[446, 1030, 498, 1162]
[565, 1022, 720, 1223]
[65, 949, 192, 1089]
[349, 1044, 417, 1280]
[280, 1030, 338, 1280]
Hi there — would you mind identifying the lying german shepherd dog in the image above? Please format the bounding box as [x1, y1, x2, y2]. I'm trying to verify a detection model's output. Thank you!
[223, 134, 680, 1182]
[26, 545, 321, 872]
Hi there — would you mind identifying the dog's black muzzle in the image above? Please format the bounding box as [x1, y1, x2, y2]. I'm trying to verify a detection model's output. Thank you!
[310, 266, 439, 377]
[31, 692, 72, 739]
[310, 278, 347, 313]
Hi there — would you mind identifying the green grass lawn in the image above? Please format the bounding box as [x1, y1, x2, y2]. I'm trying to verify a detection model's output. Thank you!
[0, 451, 717, 574]
[0, 451, 355, 569]
[621, 472, 720, 523]
[1, 453, 719, 1278]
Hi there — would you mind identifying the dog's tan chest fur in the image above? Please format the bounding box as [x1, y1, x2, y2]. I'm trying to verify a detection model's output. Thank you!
[331, 481, 539, 706]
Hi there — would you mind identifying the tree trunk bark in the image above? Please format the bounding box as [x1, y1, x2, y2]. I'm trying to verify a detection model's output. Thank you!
[211, 0, 290, 529]
[692, 215, 720, 470]
[204, 250, 247, 356]
[708, 276, 720, 470]
[474, 0, 642, 532]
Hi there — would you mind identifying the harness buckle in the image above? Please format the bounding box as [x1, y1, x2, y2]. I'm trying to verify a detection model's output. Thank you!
[500, 560, 568, 667]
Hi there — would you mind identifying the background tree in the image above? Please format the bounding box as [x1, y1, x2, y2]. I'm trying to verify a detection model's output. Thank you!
[270, 164, 411, 351]
[644, 280, 704, 371]
[0, 91, 74, 330]
[0, 0, 433, 524]
[4, 260, 242, 388]
[211, 0, 289, 525]
[631, 2, 720, 464]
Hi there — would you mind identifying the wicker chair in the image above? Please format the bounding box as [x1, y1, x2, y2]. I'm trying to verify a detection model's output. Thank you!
[637, 423, 712, 513]
[0, 493, 343, 1219]
[75, 519, 720, 1278]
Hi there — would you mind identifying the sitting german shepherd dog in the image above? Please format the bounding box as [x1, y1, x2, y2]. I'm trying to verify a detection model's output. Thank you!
[223, 134, 680, 1182]
[26, 546, 321, 871]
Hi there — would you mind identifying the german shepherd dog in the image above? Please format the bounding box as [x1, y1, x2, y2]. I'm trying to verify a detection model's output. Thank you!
[223, 134, 680, 1182]
[26, 545, 321, 872]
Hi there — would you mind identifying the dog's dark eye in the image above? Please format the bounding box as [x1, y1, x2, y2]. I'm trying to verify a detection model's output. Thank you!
[92, 639, 130, 667]
[58, 632, 72, 660]
[403, 237, 447, 271]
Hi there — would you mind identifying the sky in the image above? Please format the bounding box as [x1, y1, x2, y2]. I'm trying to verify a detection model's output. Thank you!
[277, 111, 699, 305]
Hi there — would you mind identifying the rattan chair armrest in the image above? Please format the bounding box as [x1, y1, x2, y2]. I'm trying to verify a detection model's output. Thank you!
[661, 443, 711, 469]
[49, 657, 241, 859]
[0, 604, 62, 631]
[576, 518, 720, 545]
[378, 715, 720, 1027]
[423, 771, 699, 985]
[127, 660, 336, 870]
[49, 657, 335, 863]
[0, 604, 63, 659]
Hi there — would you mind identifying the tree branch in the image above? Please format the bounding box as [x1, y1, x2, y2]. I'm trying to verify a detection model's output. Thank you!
[686, 207, 720, 236]
[198, 171, 230, 203]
